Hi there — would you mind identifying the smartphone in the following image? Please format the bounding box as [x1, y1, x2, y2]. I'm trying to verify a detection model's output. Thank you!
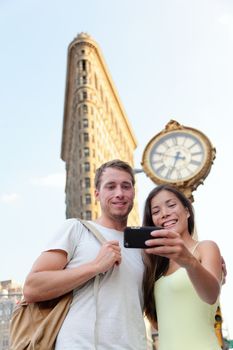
[123, 226, 162, 249]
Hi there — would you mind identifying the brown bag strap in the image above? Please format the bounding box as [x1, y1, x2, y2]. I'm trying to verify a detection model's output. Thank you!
[78, 219, 107, 244]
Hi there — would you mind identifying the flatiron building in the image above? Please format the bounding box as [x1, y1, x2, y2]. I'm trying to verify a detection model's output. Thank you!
[61, 33, 140, 225]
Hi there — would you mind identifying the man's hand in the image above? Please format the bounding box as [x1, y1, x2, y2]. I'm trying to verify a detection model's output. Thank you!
[93, 240, 121, 274]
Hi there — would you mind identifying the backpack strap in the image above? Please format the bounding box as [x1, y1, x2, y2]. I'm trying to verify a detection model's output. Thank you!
[78, 219, 107, 244]
[77, 219, 107, 346]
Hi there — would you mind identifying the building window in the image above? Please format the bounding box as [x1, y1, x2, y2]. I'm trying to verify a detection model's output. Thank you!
[84, 162, 90, 172]
[100, 86, 103, 101]
[110, 110, 114, 123]
[84, 147, 90, 157]
[83, 118, 88, 128]
[86, 211, 92, 220]
[105, 98, 109, 113]
[85, 194, 91, 204]
[85, 211, 92, 220]
[78, 76, 87, 85]
[94, 73, 98, 90]
[83, 104, 88, 114]
[83, 91, 87, 99]
[83, 133, 89, 142]
[79, 59, 87, 71]
[85, 177, 90, 188]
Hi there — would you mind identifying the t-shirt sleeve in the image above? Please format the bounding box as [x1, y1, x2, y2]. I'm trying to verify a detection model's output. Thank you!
[43, 218, 83, 262]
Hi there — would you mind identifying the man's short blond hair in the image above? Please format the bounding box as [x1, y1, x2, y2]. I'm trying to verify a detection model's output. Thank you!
[94, 159, 135, 190]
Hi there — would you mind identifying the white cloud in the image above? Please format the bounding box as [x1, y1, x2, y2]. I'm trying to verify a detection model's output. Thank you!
[30, 173, 66, 188]
[0, 193, 20, 203]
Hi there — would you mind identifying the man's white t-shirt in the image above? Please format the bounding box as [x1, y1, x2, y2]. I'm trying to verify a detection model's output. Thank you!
[44, 219, 147, 350]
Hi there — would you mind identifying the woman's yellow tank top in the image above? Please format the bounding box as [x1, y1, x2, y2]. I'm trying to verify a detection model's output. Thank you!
[154, 264, 221, 350]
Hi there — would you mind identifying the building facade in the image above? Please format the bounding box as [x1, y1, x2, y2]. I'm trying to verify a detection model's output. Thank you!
[61, 33, 140, 225]
[0, 280, 22, 350]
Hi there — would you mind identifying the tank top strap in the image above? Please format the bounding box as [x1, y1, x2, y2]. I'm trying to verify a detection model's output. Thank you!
[190, 241, 200, 254]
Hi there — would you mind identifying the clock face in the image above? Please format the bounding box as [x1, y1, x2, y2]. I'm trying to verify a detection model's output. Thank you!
[144, 130, 208, 183]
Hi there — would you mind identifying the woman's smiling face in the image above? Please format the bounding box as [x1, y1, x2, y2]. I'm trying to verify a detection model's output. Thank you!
[150, 189, 190, 235]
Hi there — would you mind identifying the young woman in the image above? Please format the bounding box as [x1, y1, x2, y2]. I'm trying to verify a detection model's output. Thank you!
[142, 184, 222, 350]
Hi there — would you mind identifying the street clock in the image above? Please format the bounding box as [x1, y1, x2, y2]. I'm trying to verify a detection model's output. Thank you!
[141, 120, 216, 201]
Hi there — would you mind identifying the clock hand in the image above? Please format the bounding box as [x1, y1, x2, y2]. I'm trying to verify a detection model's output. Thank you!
[172, 151, 179, 168]
[172, 151, 185, 167]
[175, 151, 186, 161]
[156, 152, 185, 160]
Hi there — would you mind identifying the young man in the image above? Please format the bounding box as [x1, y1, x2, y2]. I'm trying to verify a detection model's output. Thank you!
[23, 159, 147, 350]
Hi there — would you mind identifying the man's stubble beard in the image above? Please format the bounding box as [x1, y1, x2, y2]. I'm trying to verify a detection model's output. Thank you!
[110, 202, 134, 223]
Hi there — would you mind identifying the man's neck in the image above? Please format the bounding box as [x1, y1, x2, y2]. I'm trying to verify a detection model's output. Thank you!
[94, 216, 127, 232]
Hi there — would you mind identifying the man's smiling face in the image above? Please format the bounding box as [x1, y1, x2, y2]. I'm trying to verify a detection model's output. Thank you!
[95, 167, 135, 222]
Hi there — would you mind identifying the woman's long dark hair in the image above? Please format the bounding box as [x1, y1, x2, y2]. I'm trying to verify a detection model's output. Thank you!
[142, 184, 195, 326]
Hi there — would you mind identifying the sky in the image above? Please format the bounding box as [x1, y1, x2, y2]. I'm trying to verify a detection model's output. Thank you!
[0, 0, 233, 339]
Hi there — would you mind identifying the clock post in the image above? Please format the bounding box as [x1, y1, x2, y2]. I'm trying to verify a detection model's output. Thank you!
[141, 119, 223, 348]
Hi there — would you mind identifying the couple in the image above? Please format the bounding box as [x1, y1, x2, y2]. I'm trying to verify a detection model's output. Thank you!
[23, 159, 223, 350]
